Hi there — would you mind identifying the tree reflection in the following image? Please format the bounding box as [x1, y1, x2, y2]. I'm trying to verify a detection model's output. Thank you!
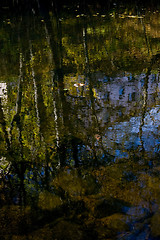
[1, 2, 160, 239]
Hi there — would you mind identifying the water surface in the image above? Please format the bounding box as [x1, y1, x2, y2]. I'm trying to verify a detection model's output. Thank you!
[1, 3, 160, 239]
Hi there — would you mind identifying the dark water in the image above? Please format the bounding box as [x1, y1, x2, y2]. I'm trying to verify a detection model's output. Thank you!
[1, 2, 160, 239]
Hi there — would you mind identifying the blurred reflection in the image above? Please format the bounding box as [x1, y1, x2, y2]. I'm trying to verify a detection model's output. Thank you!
[0, 3, 160, 239]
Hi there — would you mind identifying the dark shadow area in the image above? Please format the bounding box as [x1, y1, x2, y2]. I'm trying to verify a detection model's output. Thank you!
[0, 0, 160, 17]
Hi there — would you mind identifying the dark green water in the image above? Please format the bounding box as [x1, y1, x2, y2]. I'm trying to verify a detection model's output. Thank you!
[1, 2, 160, 239]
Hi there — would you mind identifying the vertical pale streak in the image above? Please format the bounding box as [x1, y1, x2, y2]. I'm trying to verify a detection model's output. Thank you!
[29, 43, 41, 128]
[44, 24, 60, 148]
